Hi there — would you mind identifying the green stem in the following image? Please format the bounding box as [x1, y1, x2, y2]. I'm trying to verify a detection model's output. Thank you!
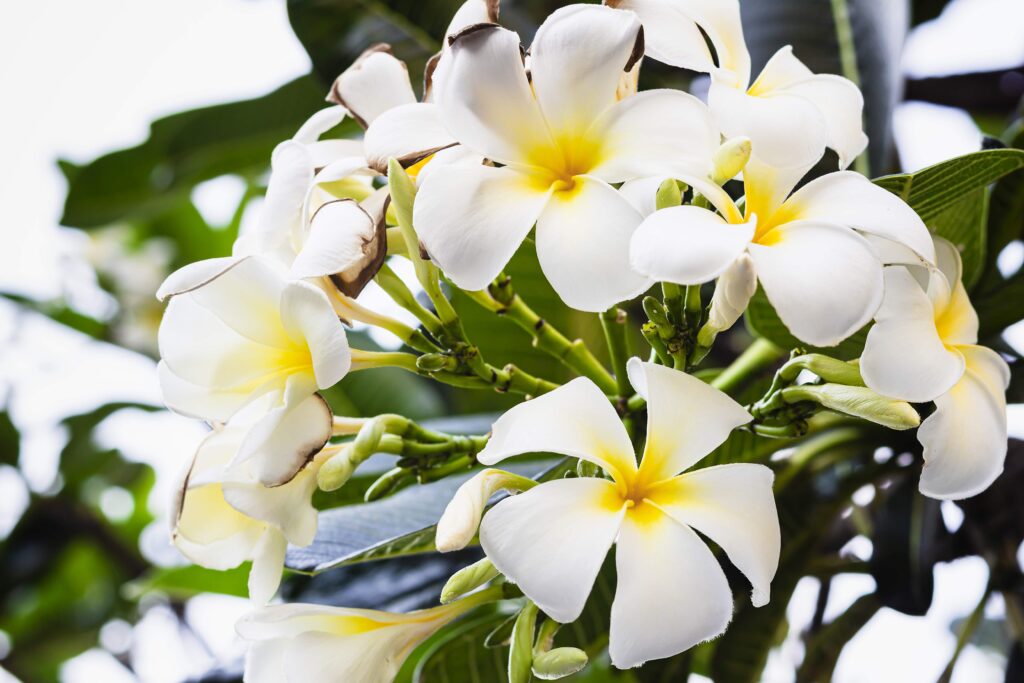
[711, 337, 785, 394]
[600, 307, 632, 398]
[830, 0, 870, 176]
[641, 322, 673, 366]
[775, 427, 863, 490]
[662, 282, 683, 323]
[375, 263, 444, 340]
[684, 284, 702, 329]
[938, 582, 992, 683]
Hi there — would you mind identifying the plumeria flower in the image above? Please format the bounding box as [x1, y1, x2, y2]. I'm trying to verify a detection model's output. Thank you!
[441, 359, 780, 668]
[861, 238, 1010, 499]
[608, 0, 867, 169]
[172, 398, 326, 604]
[236, 588, 499, 683]
[157, 256, 351, 486]
[414, 3, 725, 311]
[629, 159, 935, 346]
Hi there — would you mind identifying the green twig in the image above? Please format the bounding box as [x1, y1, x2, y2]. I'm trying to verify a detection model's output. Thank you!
[710, 337, 785, 394]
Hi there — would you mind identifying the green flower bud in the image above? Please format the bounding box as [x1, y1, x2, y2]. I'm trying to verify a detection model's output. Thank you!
[317, 446, 356, 492]
[576, 459, 601, 478]
[416, 353, 457, 372]
[440, 558, 500, 604]
[782, 384, 920, 430]
[712, 136, 752, 185]
[364, 467, 414, 501]
[532, 647, 589, 680]
[655, 177, 683, 210]
[781, 354, 865, 387]
[508, 602, 538, 683]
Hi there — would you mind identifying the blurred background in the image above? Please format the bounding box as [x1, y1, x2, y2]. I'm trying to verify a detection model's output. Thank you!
[0, 0, 1023, 681]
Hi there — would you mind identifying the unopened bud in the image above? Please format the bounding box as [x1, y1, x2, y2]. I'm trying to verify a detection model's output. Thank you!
[712, 136, 752, 185]
[704, 254, 757, 338]
[364, 467, 413, 501]
[532, 648, 589, 680]
[441, 558, 500, 604]
[655, 178, 683, 210]
[417, 353, 456, 372]
[783, 384, 920, 430]
[781, 354, 864, 387]
[435, 469, 537, 552]
[576, 459, 601, 478]
[509, 602, 538, 683]
[317, 446, 357, 491]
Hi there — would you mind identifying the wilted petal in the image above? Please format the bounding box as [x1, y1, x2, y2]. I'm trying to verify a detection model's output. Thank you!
[750, 222, 882, 347]
[649, 463, 780, 607]
[861, 267, 965, 402]
[918, 345, 1009, 500]
[292, 200, 384, 298]
[414, 163, 550, 291]
[535, 176, 653, 312]
[363, 103, 457, 173]
[609, 510, 732, 669]
[627, 359, 750, 483]
[480, 477, 626, 622]
[477, 376, 638, 482]
[530, 4, 643, 138]
[329, 46, 417, 127]
[629, 205, 755, 285]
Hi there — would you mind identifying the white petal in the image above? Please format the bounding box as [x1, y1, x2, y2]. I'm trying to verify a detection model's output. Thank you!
[618, 176, 667, 218]
[444, 0, 499, 36]
[280, 281, 350, 388]
[158, 361, 252, 422]
[529, 4, 643, 138]
[291, 200, 381, 286]
[535, 176, 653, 312]
[932, 241, 980, 346]
[610, 0, 750, 84]
[433, 25, 553, 166]
[414, 163, 550, 291]
[918, 345, 1009, 500]
[480, 477, 626, 622]
[707, 253, 758, 332]
[303, 139, 367, 170]
[157, 256, 247, 302]
[750, 222, 883, 347]
[329, 47, 416, 127]
[248, 530, 287, 604]
[435, 468, 532, 553]
[861, 267, 965, 402]
[363, 103, 458, 174]
[251, 142, 315, 253]
[293, 106, 348, 144]
[223, 464, 320, 546]
[627, 359, 751, 483]
[587, 89, 718, 183]
[709, 76, 829, 170]
[742, 156, 812, 226]
[477, 376, 638, 483]
[779, 171, 935, 264]
[234, 388, 332, 487]
[629, 205, 755, 285]
[609, 511, 732, 669]
[649, 464, 780, 607]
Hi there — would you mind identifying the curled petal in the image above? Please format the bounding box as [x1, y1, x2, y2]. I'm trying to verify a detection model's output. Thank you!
[435, 468, 535, 552]
[362, 103, 457, 174]
[328, 45, 416, 128]
[706, 254, 758, 333]
[292, 200, 385, 298]
[861, 267, 965, 402]
[918, 345, 1009, 500]
[157, 256, 247, 302]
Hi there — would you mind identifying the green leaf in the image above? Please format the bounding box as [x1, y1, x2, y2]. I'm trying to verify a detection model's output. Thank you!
[976, 120, 1024, 293]
[0, 411, 20, 467]
[125, 564, 250, 600]
[60, 75, 348, 229]
[744, 287, 869, 360]
[286, 457, 561, 573]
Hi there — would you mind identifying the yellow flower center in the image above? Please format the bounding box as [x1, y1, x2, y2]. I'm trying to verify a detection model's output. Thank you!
[524, 133, 605, 195]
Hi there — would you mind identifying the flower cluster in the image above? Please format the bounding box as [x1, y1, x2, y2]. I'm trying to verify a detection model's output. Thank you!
[155, 0, 1010, 679]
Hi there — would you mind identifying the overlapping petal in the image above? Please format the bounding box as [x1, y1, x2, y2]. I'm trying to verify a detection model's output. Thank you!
[329, 46, 417, 127]
[362, 103, 457, 173]
[480, 476, 626, 622]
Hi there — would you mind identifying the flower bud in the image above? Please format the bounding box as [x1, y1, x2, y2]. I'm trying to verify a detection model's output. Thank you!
[509, 602, 538, 683]
[417, 353, 457, 372]
[781, 354, 864, 387]
[440, 557, 501, 604]
[712, 136, 752, 185]
[783, 384, 920, 430]
[532, 648, 589, 680]
[317, 446, 357, 491]
[704, 254, 757, 339]
[435, 469, 537, 552]
[655, 178, 682, 210]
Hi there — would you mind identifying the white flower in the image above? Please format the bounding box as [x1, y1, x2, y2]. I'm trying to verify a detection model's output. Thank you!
[157, 256, 349, 485]
[706, 253, 757, 335]
[236, 593, 492, 683]
[414, 4, 723, 311]
[172, 399, 324, 604]
[861, 238, 1010, 499]
[609, 0, 868, 169]
[466, 359, 779, 669]
[629, 159, 935, 346]
[435, 468, 536, 552]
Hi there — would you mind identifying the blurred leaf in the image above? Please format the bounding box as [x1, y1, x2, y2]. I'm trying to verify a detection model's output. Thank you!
[126, 563, 250, 600]
[739, 0, 907, 175]
[978, 120, 1024, 290]
[60, 76, 346, 229]
[744, 287, 869, 359]
[1, 292, 111, 342]
[287, 457, 560, 573]
[0, 411, 19, 467]
[869, 475, 943, 616]
[796, 593, 882, 683]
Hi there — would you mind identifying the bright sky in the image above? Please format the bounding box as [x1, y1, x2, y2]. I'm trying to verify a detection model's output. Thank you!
[0, 0, 1022, 681]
